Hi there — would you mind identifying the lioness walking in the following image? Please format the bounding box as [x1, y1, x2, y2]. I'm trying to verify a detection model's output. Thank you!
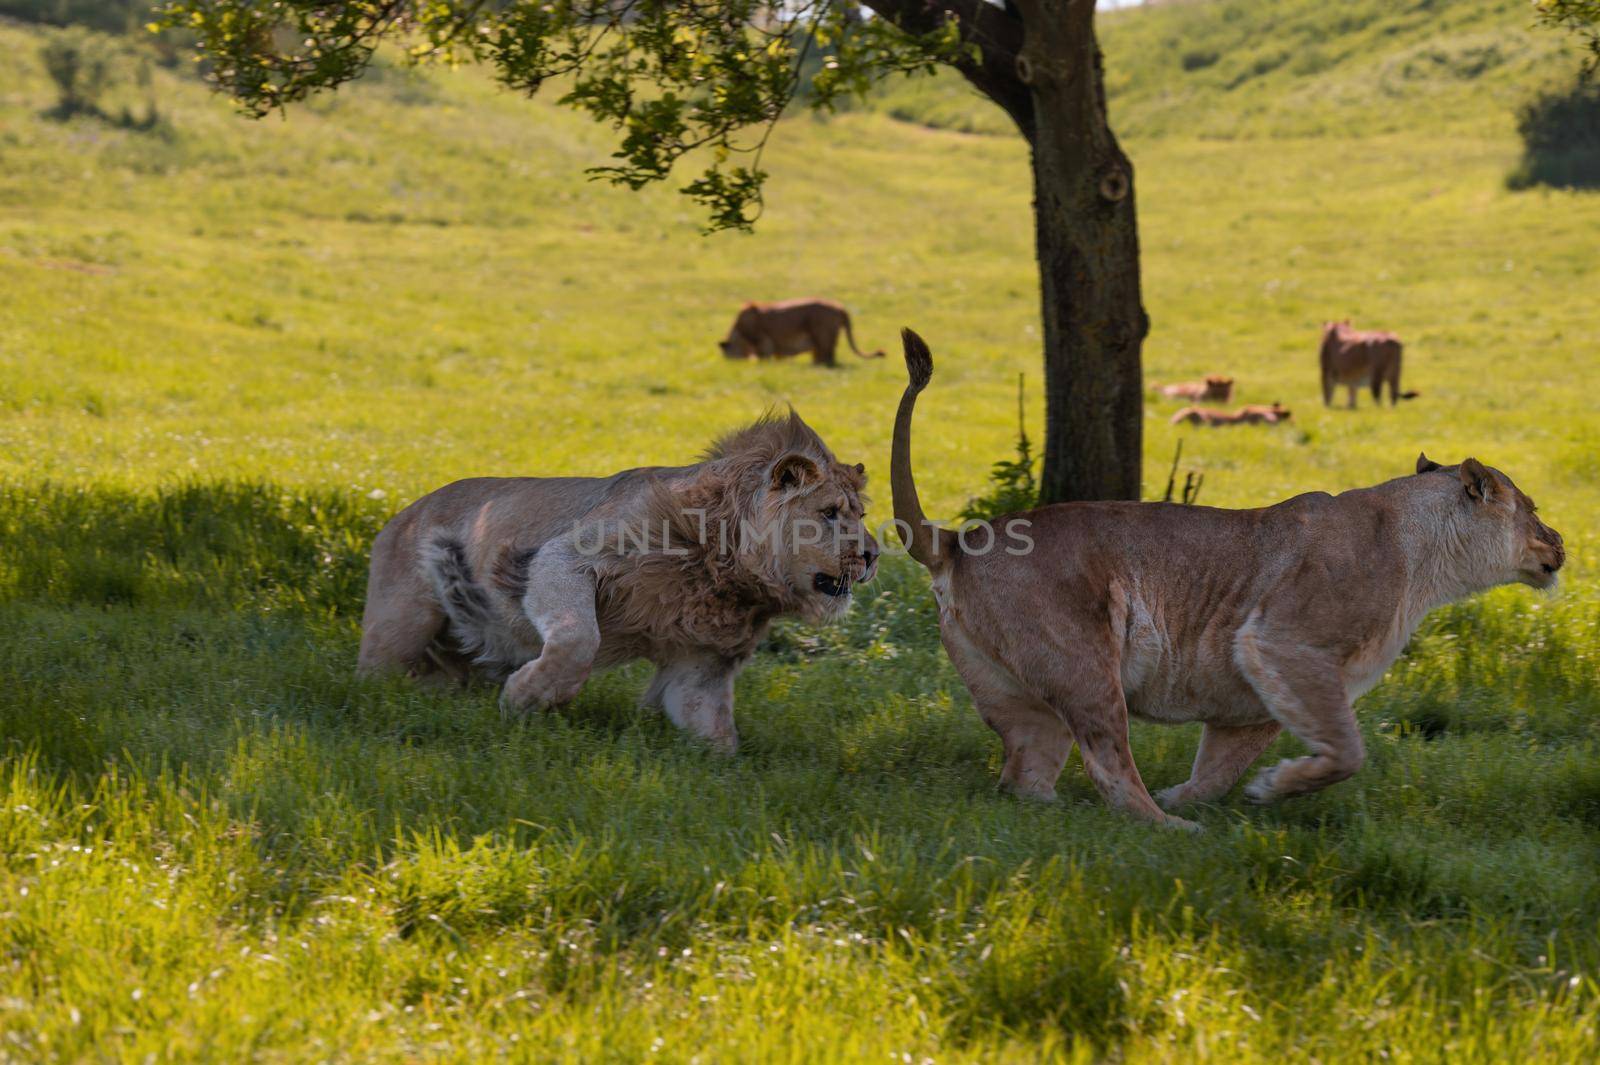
[360, 410, 878, 753]
[718, 299, 884, 367]
[1320, 320, 1418, 408]
[892, 329, 1562, 829]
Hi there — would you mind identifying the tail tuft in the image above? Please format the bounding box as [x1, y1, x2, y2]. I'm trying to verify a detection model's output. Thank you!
[901, 328, 933, 393]
[869, 348, 886, 359]
[1400, 390, 1420, 400]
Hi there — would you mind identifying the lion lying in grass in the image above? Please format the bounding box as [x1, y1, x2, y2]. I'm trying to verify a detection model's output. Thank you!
[359, 410, 878, 753]
[1170, 402, 1291, 426]
[892, 329, 1564, 829]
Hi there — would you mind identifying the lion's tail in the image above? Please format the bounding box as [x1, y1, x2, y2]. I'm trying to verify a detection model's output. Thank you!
[420, 534, 496, 660]
[1400, 390, 1420, 400]
[892, 329, 957, 571]
[843, 310, 885, 359]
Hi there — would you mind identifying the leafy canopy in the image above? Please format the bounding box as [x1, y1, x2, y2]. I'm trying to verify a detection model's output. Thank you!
[1538, 0, 1600, 75]
[158, 1, 964, 230]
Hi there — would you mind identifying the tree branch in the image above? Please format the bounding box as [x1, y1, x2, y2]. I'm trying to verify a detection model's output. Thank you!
[868, 0, 1034, 138]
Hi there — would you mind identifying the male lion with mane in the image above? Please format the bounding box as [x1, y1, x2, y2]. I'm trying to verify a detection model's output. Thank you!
[892, 329, 1563, 830]
[359, 411, 878, 752]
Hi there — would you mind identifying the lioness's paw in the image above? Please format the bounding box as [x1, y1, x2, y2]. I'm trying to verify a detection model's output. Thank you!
[1162, 814, 1204, 833]
[1243, 761, 1289, 804]
[1154, 784, 1192, 811]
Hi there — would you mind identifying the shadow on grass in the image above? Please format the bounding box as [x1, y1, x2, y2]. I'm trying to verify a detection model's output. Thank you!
[0, 480, 389, 616]
[1507, 77, 1600, 191]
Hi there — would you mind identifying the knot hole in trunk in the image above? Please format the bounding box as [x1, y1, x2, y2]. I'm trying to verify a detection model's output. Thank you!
[1098, 166, 1129, 203]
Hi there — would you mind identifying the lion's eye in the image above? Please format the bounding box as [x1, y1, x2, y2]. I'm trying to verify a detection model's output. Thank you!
[822, 506, 839, 521]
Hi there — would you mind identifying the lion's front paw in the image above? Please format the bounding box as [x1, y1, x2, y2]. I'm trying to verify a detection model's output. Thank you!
[499, 662, 583, 720]
[1243, 760, 1290, 805]
[1162, 814, 1204, 833]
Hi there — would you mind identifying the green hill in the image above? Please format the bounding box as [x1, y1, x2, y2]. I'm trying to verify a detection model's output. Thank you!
[873, 0, 1572, 138]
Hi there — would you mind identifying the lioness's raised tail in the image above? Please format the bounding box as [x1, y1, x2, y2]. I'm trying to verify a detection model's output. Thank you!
[891, 329, 957, 569]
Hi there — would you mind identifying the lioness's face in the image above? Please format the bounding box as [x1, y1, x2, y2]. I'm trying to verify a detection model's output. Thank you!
[720, 336, 749, 359]
[762, 453, 878, 622]
[1426, 455, 1565, 590]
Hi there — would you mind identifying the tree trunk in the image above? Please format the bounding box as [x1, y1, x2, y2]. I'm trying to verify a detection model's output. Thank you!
[1023, 2, 1148, 503]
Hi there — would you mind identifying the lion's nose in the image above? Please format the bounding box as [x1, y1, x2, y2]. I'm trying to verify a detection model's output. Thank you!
[1543, 526, 1565, 571]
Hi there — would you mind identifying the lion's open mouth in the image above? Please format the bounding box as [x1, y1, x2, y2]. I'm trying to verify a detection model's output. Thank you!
[813, 572, 852, 598]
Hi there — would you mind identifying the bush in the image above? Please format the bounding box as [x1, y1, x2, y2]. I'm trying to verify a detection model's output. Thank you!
[0, 0, 147, 34]
[40, 27, 119, 118]
[957, 375, 1037, 523]
[1506, 76, 1600, 190]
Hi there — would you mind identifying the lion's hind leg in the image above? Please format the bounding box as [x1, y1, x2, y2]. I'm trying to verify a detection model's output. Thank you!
[1023, 636, 1198, 830]
[500, 545, 601, 718]
[1154, 720, 1282, 810]
[943, 627, 1074, 801]
[358, 595, 447, 679]
[359, 539, 449, 680]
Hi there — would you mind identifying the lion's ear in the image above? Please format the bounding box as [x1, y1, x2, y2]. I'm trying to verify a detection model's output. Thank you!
[1459, 457, 1495, 502]
[854, 462, 866, 476]
[770, 453, 821, 492]
[1416, 452, 1441, 475]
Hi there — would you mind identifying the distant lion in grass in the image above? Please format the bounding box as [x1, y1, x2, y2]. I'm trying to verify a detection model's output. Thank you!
[359, 411, 878, 753]
[1157, 375, 1234, 402]
[891, 328, 1564, 829]
[719, 299, 885, 367]
[1321, 320, 1419, 408]
[1170, 402, 1290, 426]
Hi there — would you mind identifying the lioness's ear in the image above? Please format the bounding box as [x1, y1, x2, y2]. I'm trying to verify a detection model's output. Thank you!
[1459, 457, 1495, 501]
[854, 462, 866, 475]
[1416, 452, 1441, 475]
[770, 453, 820, 492]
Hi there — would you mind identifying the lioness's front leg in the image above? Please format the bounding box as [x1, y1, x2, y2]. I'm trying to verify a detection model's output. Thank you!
[1155, 721, 1282, 810]
[501, 546, 601, 717]
[641, 653, 739, 754]
[1234, 628, 1363, 803]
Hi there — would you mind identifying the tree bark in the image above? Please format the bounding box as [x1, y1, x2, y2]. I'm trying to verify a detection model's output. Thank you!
[873, 0, 1148, 502]
[1023, 1, 1147, 502]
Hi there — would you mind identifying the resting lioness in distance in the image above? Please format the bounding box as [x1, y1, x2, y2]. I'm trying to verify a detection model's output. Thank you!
[718, 299, 885, 367]
[892, 329, 1563, 829]
[1320, 320, 1420, 408]
[1157, 375, 1234, 402]
[359, 410, 878, 753]
[1170, 402, 1290, 426]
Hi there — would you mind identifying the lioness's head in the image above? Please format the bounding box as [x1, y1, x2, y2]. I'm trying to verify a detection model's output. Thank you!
[1203, 375, 1234, 400]
[706, 411, 878, 622]
[1415, 453, 1565, 590]
[719, 334, 751, 359]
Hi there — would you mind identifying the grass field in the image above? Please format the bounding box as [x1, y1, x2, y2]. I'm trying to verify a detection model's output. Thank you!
[3, 0, 1600, 1058]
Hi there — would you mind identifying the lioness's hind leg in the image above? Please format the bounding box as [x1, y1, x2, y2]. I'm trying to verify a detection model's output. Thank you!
[1030, 654, 1197, 830]
[1155, 721, 1282, 809]
[500, 548, 601, 718]
[943, 625, 1073, 800]
[810, 326, 838, 367]
[1064, 695, 1198, 830]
